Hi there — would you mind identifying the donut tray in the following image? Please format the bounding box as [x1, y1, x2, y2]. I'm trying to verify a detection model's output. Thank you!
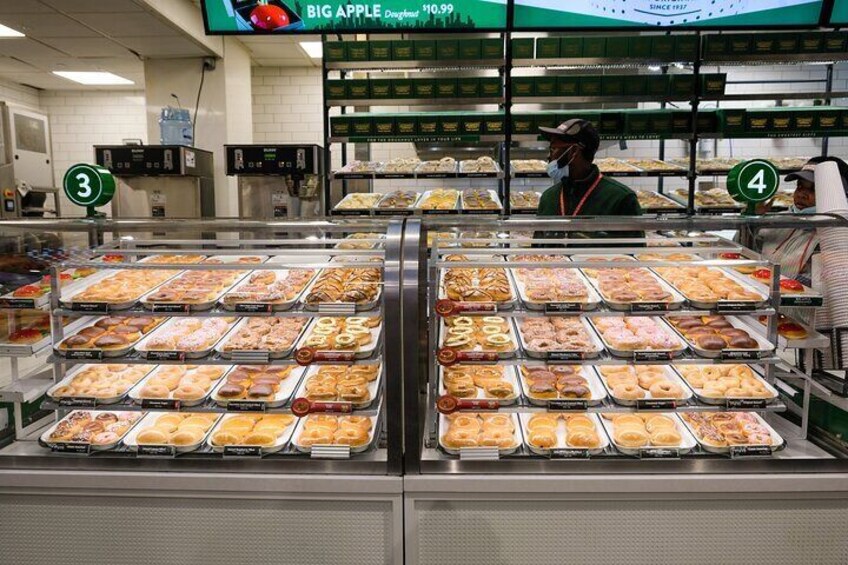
[59, 268, 183, 312]
[438, 317, 519, 360]
[219, 267, 318, 312]
[734, 268, 821, 306]
[672, 364, 779, 406]
[47, 364, 157, 406]
[127, 365, 233, 408]
[297, 317, 384, 360]
[437, 263, 518, 311]
[207, 413, 299, 455]
[519, 413, 609, 457]
[587, 317, 687, 361]
[299, 267, 383, 313]
[0, 268, 109, 310]
[0, 315, 87, 357]
[438, 365, 521, 405]
[295, 362, 383, 410]
[39, 410, 145, 453]
[651, 266, 769, 311]
[593, 366, 694, 408]
[438, 413, 522, 456]
[135, 317, 240, 361]
[334, 234, 387, 250]
[373, 191, 421, 216]
[517, 365, 607, 408]
[122, 412, 222, 454]
[53, 316, 166, 360]
[332, 193, 380, 215]
[291, 412, 380, 454]
[665, 316, 775, 360]
[215, 317, 310, 360]
[211, 365, 307, 409]
[679, 412, 786, 455]
[460, 189, 503, 214]
[572, 254, 686, 312]
[599, 413, 697, 456]
[511, 263, 602, 312]
[516, 317, 605, 361]
[138, 256, 264, 312]
[415, 189, 460, 214]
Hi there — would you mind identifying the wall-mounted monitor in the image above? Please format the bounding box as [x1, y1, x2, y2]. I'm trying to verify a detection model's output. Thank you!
[831, 0, 848, 24]
[202, 0, 509, 34]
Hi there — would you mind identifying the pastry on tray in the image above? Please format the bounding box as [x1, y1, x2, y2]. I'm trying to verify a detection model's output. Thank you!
[215, 366, 299, 402]
[301, 316, 381, 352]
[443, 263, 512, 303]
[525, 413, 602, 450]
[220, 317, 308, 354]
[297, 414, 374, 448]
[50, 364, 152, 401]
[520, 318, 599, 353]
[597, 365, 686, 401]
[143, 318, 235, 352]
[519, 365, 593, 401]
[441, 413, 517, 450]
[654, 266, 764, 303]
[603, 413, 684, 449]
[222, 268, 315, 306]
[136, 365, 227, 402]
[675, 364, 774, 399]
[442, 316, 514, 352]
[304, 266, 382, 305]
[45, 411, 141, 446]
[210, 414, 296, 448]
[303, 365, 380, 403]
[681, 412, 774, 448]
[592, 316, 682, 351]
[666, 315, 760, 352]
[57, 316, 164, 352]
[135, 413, 218, 447]
[443, 365, 514, 400]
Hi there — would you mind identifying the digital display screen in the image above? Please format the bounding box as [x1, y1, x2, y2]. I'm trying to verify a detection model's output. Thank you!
[202, 0, 509, 33]
[830, 0, 848, 24]
[512, 0, 824, 29]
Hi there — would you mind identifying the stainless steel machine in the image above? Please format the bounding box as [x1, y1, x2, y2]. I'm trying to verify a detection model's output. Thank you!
[0, 102, 60, 218]
[94, 145, 214, 219]
[226, 144, 323, 219]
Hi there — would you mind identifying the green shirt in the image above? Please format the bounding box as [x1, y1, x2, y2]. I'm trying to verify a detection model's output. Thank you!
[535, 165, 644, 241]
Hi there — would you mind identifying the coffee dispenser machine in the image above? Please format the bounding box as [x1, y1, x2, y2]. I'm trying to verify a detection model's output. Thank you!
[94, 145, 215, 219]
[226, 144, 323, 219]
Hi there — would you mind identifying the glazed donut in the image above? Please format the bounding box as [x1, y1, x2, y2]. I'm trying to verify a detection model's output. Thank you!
[484, 334, 511, 349]
[442, 429, 478, 448]
[444, 335, 472, 348]
[340, 415, 372, 431]
[529, 430, 557, 449]
[480, 325, 503, 335]
[452, 415, 482, 432]
[614, 428, 649, 448]
[172, 384, 206, 401]
[136, 429, 169, 445]
[527, 414, 559, 431]
[559, 385, 590, 399]
[567, 430, 600, 449]
[333, 427, 369, 447]
[478, 429, 515, 448]
[696, 335, 727, 350]
[140, 384, 170, 399]
[613, 383, 646, 400]
[649, 381, 683, 399]
[729, 365, 755, 380]
[482, 414, 514, 431]
[724, 432, 749, 446]
[482, 316, 505, 325]
[452, 317, 474, 327]
[638, 373, 666, 390]
[650, 429, 682, 446]
[171, 430, 203, 446]
[645, 415, 676, 432]
[91, 431, 120, 445]
[724, 387, 749, 398]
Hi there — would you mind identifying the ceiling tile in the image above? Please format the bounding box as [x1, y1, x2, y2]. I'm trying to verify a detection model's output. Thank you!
[39, 0, 144, 13]
[43, 37, 133, 57]
[0, 0, 49, 14]
[73, 12, 178, 37]
[0, 13, 101, 38]
[0, 38, 68, 59]
[119, 36, 209, 57]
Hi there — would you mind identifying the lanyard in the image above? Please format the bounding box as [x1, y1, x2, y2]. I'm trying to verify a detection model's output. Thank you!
[559, 174, 604, 216]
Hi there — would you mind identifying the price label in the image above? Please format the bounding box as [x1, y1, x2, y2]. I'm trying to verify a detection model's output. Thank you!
[223, 446, 263, 458]
[374, 209, 413, 217]
[0, 298, 36, 309]
[145, 351, 186, 362]
[634, 351, 672, 362]
[235, 303, 273, 314]
[545, 302, 582, 314]
[435, 299, 497, 316]
[782, 296, 822, 307]
[51, 443, 90, 454]
[295, 347, 356, 365]
[71, 302, 109, 313]
[729, 445, 773, 458]
[227, 400, 267, 412]
[547, 351, 585, 362]
[631, 302, 669, 313]
[716, 301, 756, 313]
[58, 397, 96, 408]
[137, 445, 176, 457]
[151, 303, 191, 313]
[726, 398, 769, 410]
[721, 350, 760, 361]
[309, 401, 354, 414]
[548, 399, 588, 411]
[141, 398, 181, 410]
[639, 448, 680, 459]
[550, 448, 590, 459]
[636, 398, 677, 410]
[456, 399, 500, 411]
[437, 349, 499, 365]
[65, 350, 103, 361]
[423, 208, 458, 215]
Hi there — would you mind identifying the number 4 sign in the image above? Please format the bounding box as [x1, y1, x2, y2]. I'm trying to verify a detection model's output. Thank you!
[727, 160, 780, 205]
[63, 164, 116, 216]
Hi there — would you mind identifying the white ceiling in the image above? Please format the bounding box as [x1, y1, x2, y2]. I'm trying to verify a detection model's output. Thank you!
[238, 35, 322, 68]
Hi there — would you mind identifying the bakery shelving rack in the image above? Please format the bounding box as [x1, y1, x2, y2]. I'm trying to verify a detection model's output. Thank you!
[404, 215, 848, 474]
[0, 218, 407, 475]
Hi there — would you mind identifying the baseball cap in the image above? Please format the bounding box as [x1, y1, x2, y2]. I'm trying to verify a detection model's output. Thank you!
[785, 156, 848, 189]
[539, 119, 600, 157]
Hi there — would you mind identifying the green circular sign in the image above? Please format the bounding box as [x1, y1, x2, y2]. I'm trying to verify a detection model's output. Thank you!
[63, 164, 115, 208]
[727, 159, 781, 204]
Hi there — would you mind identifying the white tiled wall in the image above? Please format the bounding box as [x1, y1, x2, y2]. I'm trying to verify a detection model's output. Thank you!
[251, 66, 324, 144]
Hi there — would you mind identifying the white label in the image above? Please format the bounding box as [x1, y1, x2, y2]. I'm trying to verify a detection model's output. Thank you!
[150, 190, 166, 205]
[185, 150, 196, 168]
[272, 191, 287, 205]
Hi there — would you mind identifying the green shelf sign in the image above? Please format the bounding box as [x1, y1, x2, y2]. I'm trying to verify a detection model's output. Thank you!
[727, 159, 780, 213]
[63, 164, 115, 216]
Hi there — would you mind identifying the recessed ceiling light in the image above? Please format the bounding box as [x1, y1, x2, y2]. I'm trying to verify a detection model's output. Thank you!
[300, 41, 323, 58]
[52, 71, 134, 86]
[0, 23, 24, 37]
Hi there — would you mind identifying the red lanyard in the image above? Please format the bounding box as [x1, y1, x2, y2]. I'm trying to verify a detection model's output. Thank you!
[559, 174, 604, 216]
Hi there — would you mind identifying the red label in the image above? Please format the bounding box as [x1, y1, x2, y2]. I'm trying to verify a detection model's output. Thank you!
[436, 395, 459, 414]
[296, 347, 357, 365]
[436, 299, 497, 317]
[437, 348, 500, 366]
[291, 397, 312, 417]
[310, 402, 353, 414]
[457, 399, 500, 411]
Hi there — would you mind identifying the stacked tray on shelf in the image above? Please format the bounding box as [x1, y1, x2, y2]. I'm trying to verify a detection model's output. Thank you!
[55, 316, 166, 360]
[212, 365, 305, 409]
[374, 190, 420, 215]
[509, 191, 541, 213]
[439, 256, 516, 309]
[220, 265, 317, 312]
[296, 363, 383, 409]
[135, 317, 239, 361]
[209, 413, 299, 454]
[574, 254, 685, 312]
[129, 365, 231, 408]
[291, 413, 379, 453]
[124, 412, 222, 454]
[669, 188, 744, 212]
[48, 364, 156, 405]
[511, 255, 600, 311]
[298, 316, 383, 360]
[332, 193, 383, 215]
[595, 365, 693, 407]
[521, 413, 608, 456]
[217, 317, 310, 359]
[439, 364, 520, 405]
[417, 189, 460, 214]
[302, 263, 382, 311]
[461, 189, 503, 214]
[599, 413, 698, 456]
[439, 412, 522, 455]
[40, 410, 144, 453]
[335, 233, 386, 250]
[517, 365, 606, 407]
[0, 266, 101, 309]
[634, 190, 686, 212]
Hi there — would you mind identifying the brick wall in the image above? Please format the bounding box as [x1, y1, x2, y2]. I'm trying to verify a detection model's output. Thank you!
[0, 78, 40, 109]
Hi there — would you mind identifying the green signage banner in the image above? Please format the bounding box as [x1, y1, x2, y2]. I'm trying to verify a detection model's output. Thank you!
[202, 0, 508, 33]
[831, 0, 848, 24]
[63, 164, 115, 210]
[513, 0, 823, 28]
[727, 160, 781, 204]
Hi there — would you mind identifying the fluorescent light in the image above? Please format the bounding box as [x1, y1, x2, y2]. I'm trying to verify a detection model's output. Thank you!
[0, 23, 24, 37]
[300, 41, 323, 58]
[52, 71, 134, 86]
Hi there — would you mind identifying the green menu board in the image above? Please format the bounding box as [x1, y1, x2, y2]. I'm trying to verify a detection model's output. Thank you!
[831, 0, 848, 24]
[513, 0, 824, 28]
[202, 0, 508, 33]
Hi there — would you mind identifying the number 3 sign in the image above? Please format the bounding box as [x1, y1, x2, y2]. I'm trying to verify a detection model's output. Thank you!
[63, 164, 116, 213]
[727, 159, 780, 205]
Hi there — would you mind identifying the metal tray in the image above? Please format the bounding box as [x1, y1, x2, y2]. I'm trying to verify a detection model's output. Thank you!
[572, 254, 686, 312]
[460, 189, 503, 214]
[509, 191, 542, 212]
[128, 365, 233, 407]
[53, 316, 166, 360]
[300, 267, 383, 313]
[215, 317, 310, 360]
[373, 191, 421, 215]
[334, 234, 386, 250]
[665, 315, 775, 360]
[220, 257, 319, 312]
[672, 364, 779, 406]
[291, 412, 380, 454]
[414, 190, 460, 214]
[438, 316, 518, 360]
[734, 268, 822, 306]
[593, 365, 694, 407]
[47, 364, 156, 406]
[207, 413, 299, 455]
[135, 317, 239, 361]
[588, 316, 687, 360]
[600, 413, 697, 456]
[519, 413, 609, 456]
[438, 413, 522, 456]
[511, 264, 601, 312]
[211, 365, 306, 409]
[39, 411, 145, 452]
[332, 193, 380, 215]
[516, 365, 607, 407]
[0, 315, 89, 357]
[0, 268, 109, 310]
[516, 317, 604, 361]
[297, 317, 384, 360]
[296, 362, 383, 410]
[437, 264, 517, 310]
[438, 364, 520, 405]
[680, 412, 785, 455]
[123, 412, 222, 454]
[59, 268, 182, 311]
[651, 266, 769, 311]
